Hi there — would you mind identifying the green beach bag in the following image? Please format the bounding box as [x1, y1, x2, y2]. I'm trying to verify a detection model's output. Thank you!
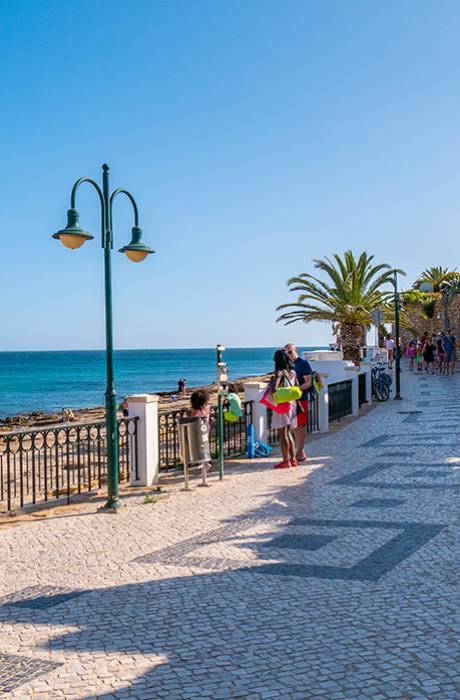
[274, 385, 302, 404]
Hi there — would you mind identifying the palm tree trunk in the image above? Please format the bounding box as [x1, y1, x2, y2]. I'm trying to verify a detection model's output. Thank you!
[340, 324, 363, 363]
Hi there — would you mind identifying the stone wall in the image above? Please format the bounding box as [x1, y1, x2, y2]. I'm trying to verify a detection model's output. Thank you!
[399, 295, 460, 347]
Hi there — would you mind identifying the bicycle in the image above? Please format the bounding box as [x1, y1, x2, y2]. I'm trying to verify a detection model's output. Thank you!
[371, 363, 391, 401]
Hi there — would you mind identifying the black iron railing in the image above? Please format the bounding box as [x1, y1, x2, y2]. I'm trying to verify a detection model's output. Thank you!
[358, 372, 367, 407]
[328, 380, 352, 422]
[158, 401, 253, 470]
[0, 417, 138, 512]
[267, 394, 319, 445]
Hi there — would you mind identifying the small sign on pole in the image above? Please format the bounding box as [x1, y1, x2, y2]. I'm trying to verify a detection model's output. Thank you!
[371, 309, 384, 326]
[372, 309, 384, 349]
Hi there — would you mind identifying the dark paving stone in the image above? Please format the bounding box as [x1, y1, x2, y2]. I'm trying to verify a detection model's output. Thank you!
[248, 519, 445, 582]
[409, 470, 451, 479]
[350, 498, 405, 509]
[0, 586, 85, 611]
[354, 482, 459, 492]
[332, 462, 460, 492]
[381, 451, 413, 457]
[360, 435, 391, 448]
[0, 652, 60, 693]
[333, 462, 393, 485]
[402, 413, 421, 423]
[261, 534, 335, 551]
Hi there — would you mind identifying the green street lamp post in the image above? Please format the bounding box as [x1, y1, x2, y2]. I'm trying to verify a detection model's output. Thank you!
[52, 164, 154, 509]
[216, 344, 226, 480]
[393, 270, 402, 400]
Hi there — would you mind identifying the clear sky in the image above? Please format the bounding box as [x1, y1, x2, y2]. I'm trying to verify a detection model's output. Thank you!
[1, 0, 460, 350]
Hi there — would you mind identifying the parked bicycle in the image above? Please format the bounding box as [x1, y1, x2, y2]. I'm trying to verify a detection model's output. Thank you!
[371, 362, 392, 401]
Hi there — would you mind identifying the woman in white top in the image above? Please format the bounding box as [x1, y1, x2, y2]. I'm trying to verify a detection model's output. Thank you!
[386, 335, 395, 369]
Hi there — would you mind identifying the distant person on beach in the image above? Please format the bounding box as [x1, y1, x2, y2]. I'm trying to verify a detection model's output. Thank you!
[284, 343, 312, 463]
[122, 398, 129, 417]
[178, 378, 187, 397]
[386, 334, 394, 369]
[62, 408, 74, 422]
[270, 349, 299, 469]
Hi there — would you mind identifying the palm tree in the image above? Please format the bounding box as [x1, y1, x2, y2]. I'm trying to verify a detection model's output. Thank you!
[412, 268, 460, 331]
[276, 251, 404, 362]
[413, 266, 460, 292]
[401, 290, 437, 319]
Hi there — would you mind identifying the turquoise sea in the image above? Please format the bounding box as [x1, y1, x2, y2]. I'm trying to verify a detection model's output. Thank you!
[0, 347, 327, 418]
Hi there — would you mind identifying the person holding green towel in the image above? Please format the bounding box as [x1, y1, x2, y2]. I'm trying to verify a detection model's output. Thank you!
[224, 384, 243, 422]
[270, 349, 299, 469]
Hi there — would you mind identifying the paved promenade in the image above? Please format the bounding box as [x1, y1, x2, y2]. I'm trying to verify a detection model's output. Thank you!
[1, 368, 459, 699]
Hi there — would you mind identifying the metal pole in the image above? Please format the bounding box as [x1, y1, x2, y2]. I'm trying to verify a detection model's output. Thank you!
[217, 345, 225, 480]
[102, 164, 121, 508]
[394, 270, 402, 400]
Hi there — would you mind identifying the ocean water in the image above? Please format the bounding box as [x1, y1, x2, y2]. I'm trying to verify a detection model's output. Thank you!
[0, 347, 327, 418]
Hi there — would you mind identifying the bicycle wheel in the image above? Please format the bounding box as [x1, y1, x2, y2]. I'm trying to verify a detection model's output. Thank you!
[381, 373, 392, 387]
[374, 380, 389, 401]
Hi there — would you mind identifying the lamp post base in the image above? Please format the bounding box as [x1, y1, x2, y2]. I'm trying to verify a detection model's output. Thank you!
[99, 497, 124, 512]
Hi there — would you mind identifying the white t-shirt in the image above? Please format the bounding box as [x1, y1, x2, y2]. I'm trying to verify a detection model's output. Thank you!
[386, 339, 395, 350]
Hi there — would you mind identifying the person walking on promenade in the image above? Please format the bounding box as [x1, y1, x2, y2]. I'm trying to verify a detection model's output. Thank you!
[436, 333, 445, 373]
[443, 331, 455, 375]
[284, 343, 312, 462]
[423, 335, 436, 374]
[386, 334, 395, 369]
[406, 341, 416, 371]
[270, 349, 299, 469]
[449, 331, 457, 374]
[415, 342, 423, 371]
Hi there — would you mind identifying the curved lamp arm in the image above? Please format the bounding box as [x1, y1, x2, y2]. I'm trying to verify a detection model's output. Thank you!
[70, 178, 106, 246]
[70, 177, 104, 210]
[110, 188, 139, 227]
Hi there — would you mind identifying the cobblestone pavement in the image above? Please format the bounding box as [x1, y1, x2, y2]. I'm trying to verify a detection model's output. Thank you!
[1, 368, 459, 699]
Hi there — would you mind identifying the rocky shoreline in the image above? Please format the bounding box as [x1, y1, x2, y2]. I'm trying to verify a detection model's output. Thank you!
[0, 373, 271, 433]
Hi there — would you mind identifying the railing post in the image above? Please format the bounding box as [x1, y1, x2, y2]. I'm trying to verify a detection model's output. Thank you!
[344, 367, 360, 416]
[127, 394, 160, 486]
[243, 382, 268, 442]
[318, 373, 329, 433]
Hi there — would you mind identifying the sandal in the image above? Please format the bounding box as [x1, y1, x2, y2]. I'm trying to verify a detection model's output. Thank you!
[273, 461, 291, 469]
[290, 459, 299, 467]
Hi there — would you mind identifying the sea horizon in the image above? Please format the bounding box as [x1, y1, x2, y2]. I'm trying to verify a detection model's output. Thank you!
[0, 346, 330, 418]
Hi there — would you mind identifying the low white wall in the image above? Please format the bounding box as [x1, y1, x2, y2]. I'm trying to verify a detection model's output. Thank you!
[303, 350, 343, 362]
[303, 356, 354, 384]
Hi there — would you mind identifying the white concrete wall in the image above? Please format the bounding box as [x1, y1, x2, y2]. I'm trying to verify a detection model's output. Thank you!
[243, 382, 268, 442]
[127, 394, 160, 486]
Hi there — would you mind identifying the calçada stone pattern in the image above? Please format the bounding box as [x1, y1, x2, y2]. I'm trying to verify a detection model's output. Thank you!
[0, 365, 458, 699]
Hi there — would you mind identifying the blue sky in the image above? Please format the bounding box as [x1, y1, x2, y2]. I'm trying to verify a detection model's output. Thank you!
[1, 0, 460, 350]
